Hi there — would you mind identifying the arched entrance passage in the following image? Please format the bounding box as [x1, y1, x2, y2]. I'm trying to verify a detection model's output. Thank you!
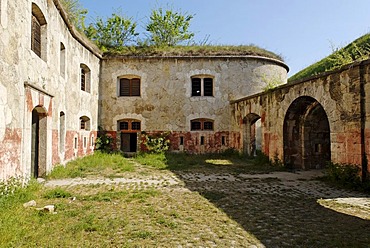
[243, 113, 261, 156]
[31, 106, 47, 178]
[283, 96, 331, 169]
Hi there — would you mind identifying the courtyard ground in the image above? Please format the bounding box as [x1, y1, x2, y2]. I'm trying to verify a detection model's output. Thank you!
[2, 154, 370, 247]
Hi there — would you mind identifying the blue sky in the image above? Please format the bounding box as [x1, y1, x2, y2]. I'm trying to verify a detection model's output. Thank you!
[79, 0, 370, 76]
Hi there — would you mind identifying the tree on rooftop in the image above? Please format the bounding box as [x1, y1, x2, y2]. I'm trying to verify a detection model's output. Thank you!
[84, 12, 138, 50]
[146, 7, 194, 47]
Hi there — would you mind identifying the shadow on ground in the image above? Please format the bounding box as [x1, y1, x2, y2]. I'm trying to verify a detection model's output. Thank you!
[165, 154, 370, 247]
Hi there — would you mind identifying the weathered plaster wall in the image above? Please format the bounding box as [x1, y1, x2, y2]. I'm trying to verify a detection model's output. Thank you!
[100, 56, 288, 153]
[0, 0, 100, 180]
[233, 60, 370, 175]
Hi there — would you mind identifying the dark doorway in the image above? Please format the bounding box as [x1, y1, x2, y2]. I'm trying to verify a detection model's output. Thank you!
[243, 113, 261, 156]
[31, 106, 47, 178]
[283, 96, 331, 169]
[31, 109, 39, 178]
[121, 133, 137, 152]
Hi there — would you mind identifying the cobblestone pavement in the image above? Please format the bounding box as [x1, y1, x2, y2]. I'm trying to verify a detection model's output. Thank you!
[175, 170, 370, 247]
[45, 170, 370, 247]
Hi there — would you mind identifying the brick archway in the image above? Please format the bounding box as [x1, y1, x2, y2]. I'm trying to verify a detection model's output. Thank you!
[283, 96, 331, 169]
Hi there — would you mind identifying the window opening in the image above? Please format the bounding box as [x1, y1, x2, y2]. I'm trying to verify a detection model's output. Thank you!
[119, 78, 141, 96]
[60, 43, 65, 77]
[180, 136, 184, 146]
[118, 119, 141, 132]
[31, 15, 41, 57]
[191, 76, 214, 97]
[191, 119, 214, 131]
[200, 136, 205, 145]
[80, 116, 90, 130]
[80, 64, 91, 92]
[222, 136, 226, 146]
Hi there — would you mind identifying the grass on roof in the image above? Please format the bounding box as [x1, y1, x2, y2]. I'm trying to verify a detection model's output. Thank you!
[289, 33, 370, 82]
[103, 45, 284, 61]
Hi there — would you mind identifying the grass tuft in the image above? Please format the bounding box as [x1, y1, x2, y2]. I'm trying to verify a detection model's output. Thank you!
[47, 151, 135, 179]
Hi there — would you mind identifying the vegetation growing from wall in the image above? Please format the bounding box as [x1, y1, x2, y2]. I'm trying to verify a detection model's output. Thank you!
[60, 1, 284, 61]
[84, 11, 139, 50]
[104, 44, 284, 60]
[145, 8, 194, 47]
[289, 33, 370, 82]
[60, 0, 88, 31]
[141, 132, 171, 154]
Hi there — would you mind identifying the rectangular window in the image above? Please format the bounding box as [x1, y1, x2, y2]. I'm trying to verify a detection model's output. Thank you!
[80, 120, 86, 130]
[83, 137, 87, 148]
[204, 78, 213, 96]
[222, 136, 226, 146]
[203, 121, 213, 130]
[131, 122, 141, 130]
[81, 69, 86, 91]
[31, 15, 41, 57]
[74, 137, 78, 149]
[191, 78, 201, 96]
[120, 78, 140, 96]
[191, 121, 201, 131]
[119, 122, 129, 130]
[200, 136, 205, 145]
[180, 136, 184, 146]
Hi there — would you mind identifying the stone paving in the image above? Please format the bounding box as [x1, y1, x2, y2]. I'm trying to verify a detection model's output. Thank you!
[45, 170, 370, 247]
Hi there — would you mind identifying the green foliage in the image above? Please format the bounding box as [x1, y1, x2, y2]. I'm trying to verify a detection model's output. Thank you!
[134, 152, 168, 169]
[146, 7, 194, 47]
[142, 132, 171, 153]
[289, 33, 370, 82]
[261, 74, 284, 92]
[105, 44, 283, 61]
[325, 162, 362, 189]
[47, 152, 134, 179]
[85, 11, 138, 50]
[0, 177, 23, 197]
[60, 0, 88, 31]
[95, 128, 114, 153]
[43, 188, 72, 199]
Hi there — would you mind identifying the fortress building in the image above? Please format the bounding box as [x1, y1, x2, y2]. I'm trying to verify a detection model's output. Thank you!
[0, 0, 287, 180]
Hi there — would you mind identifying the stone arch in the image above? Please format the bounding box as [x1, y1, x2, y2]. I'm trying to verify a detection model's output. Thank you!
[31, 105, 47, 178]
[283, 96, 331, 169]
[243, 113, 261, 156]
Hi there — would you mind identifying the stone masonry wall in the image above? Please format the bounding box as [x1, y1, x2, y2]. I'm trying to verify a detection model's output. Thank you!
[233, 59, 370, 175]
[0, 0, 101, 180]
[100, 56, 288, 153]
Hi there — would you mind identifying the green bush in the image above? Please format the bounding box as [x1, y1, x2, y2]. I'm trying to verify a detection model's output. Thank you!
[141, 132, 170, 153]
[325, 162, 362, 189]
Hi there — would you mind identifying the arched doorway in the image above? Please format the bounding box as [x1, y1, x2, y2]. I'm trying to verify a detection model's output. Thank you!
[31, 106, 47, 178]
[283, 96, 330, 169]
[243, 113, 261, 156]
